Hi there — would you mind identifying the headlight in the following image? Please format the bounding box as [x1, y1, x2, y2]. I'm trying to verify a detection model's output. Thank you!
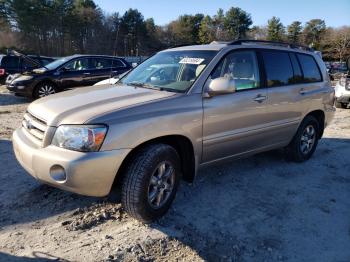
[15, 75, 33, 81]
[52, 125, 108, 152]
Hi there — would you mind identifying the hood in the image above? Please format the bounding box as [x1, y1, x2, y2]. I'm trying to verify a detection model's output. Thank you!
[94, 77, 119, 86]
[28, 84, 177, 126]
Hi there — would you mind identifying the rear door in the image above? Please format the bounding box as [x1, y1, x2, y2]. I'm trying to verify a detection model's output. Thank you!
[111, 58, 130, 76]
[260, 50, 323, 145]
[203, 49, 270, 162]
[87, 57, 115, 85]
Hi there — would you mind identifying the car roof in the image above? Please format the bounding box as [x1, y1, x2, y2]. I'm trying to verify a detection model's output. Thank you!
[68, 54, 125, 59]
[163, 41, 316, 56]
[165, 43, 227, 52]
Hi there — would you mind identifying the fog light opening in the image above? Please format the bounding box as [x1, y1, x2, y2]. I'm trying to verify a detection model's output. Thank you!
[49, 165, 67, 183]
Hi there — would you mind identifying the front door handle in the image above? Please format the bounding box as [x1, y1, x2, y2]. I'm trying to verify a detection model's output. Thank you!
[83, 72, 91, 75]
[254, 94, 267, 103]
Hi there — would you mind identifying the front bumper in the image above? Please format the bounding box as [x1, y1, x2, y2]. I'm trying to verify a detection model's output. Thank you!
[6, 80, 34, 96]
[334, 83, 350, 103]
[12, 127, 131, 197]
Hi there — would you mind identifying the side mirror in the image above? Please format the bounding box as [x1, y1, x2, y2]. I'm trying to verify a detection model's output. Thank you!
[206, 77, 236, 96]
[346, 57, 350, 73]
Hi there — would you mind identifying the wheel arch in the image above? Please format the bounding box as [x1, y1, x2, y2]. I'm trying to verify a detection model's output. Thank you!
[304, 110, 325, 139]
[113, 135, 196, 190]
[32, 79, 58, 98]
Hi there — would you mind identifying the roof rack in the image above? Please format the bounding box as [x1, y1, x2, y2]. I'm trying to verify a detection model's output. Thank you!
[229, 39, 314, 52]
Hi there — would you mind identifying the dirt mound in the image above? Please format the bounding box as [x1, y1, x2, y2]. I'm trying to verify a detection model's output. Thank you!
[62, 202, 126, 231]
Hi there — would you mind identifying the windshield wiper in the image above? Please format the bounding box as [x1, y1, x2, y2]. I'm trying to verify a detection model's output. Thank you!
[127, 81, 155, 89]
[126, 81, 182, 93]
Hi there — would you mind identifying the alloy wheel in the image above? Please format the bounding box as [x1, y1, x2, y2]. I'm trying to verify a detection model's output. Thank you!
[300, 125, 316, 154]
[38, 84, 55, 97]
[148, 161, 175, 209]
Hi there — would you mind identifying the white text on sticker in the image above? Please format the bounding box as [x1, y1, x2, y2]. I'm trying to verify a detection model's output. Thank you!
[179, 58, 205, 65]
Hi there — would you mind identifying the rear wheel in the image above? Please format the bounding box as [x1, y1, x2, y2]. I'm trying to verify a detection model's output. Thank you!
[285, 115, 320, 162]
[33, 82, 57, 99]
[121, 144, 181, 223]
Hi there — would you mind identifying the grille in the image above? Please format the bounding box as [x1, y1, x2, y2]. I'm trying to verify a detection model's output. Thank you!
[22, 111, 47, 142]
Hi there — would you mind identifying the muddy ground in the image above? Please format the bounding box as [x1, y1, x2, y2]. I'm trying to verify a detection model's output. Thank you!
[0, 86, 349, 261]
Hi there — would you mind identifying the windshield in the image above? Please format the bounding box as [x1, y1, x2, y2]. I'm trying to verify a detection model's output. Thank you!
[120, 50, 217, 92]
[45, 56, 74, 70]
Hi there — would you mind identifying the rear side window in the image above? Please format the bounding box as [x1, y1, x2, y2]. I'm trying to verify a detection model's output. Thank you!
[262, 51, 294, 87]
[91, 58, 113, 69]
[297, 54, 322, 82]
[113, 59, 125, 67]
[1, 56, 20, 68]
[289, 53, 303, 83]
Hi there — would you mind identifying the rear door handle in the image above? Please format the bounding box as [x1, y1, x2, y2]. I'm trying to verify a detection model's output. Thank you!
[83, 72, 91, 75]
[254, 94, 267, 103]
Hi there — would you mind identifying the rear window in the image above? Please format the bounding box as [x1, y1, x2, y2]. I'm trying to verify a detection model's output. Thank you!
[1, 56, 20, 68]
[297, 54, 322, 82]
[262, 51, 294, 87]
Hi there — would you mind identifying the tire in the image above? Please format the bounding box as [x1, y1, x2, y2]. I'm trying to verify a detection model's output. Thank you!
[33, 82, 57, 99]
[121, 144, 181, 223]
[285, 115, 320, 162]
[335, 99, 348, 108]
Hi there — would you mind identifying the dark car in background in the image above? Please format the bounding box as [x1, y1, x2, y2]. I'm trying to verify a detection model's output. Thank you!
[0, 53, 55, 85]
[6, 55, 132, 98]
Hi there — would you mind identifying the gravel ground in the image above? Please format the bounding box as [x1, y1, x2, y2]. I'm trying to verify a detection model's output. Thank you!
[0, 85, 350, 262]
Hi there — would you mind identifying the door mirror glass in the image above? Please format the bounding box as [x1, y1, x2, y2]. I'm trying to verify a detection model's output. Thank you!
[207, 77, 236, 96]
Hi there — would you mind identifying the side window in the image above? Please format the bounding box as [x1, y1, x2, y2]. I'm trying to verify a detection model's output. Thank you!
[91, 58, 113, 69]
[296, 54, 322, 83]
[261, 51, 294, 87]
[289, 53, 303, 84]
[64, 58, 90, 71]
[211, 50, 260, 91]
[112, 59, 125, 67]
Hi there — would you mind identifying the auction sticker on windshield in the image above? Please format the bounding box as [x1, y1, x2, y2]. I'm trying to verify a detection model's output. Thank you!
[179, 58, 205, 65]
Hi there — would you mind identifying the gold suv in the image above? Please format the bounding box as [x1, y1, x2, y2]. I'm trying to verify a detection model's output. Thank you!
[13, 40, 335, 222]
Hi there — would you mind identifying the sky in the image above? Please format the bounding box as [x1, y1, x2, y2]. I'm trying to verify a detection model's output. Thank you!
[95, 0, 350, 27]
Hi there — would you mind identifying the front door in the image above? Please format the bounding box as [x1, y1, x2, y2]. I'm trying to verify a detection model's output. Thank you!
[59, 57, 91, 89]
[202, 50, 270, 163]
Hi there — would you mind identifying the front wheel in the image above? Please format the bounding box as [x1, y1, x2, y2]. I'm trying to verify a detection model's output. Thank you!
[285, 115, 320, 162]
[33, 82, 57, 99]
[121, 144, 181, 223]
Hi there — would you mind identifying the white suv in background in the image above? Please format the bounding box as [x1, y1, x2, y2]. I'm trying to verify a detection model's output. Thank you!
[334, 58, 349, 109]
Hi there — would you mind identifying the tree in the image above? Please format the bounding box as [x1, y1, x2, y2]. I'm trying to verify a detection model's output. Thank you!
[267, 16, 285, 41]
[198, 15, 215, 43]
[323, 27, 350, 62]
[287, 21, 302, 44]
[303, 19, 326, 49]
[224, 7, 252, 40]
[167, 14, 204, 45]
[247, 25, 268, 40]
[119, 8, 147, 56]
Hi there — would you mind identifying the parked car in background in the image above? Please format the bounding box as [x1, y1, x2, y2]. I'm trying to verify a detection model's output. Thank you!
[13, 40, 335, 223]
[334, 57, 350, 108]
[0, 52, 55, 85]
[94, 69, 131, 86]
[6, 55, 132, 98]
